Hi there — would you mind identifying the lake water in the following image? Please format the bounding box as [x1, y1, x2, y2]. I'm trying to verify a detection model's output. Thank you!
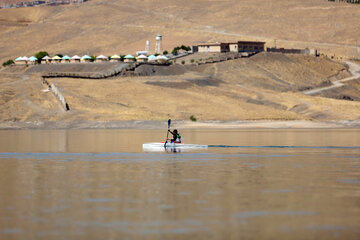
[0, 129, 359, 240]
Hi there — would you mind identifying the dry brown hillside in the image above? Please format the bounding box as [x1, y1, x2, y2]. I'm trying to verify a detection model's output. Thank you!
[0, 0, 359, 64]
[1, 53, 359, 124]
[1, 0, 360, 125]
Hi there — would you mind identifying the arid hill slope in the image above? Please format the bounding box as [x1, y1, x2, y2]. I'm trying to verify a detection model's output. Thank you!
[1, 53, 359, 123]
[0, 0, 359, 64]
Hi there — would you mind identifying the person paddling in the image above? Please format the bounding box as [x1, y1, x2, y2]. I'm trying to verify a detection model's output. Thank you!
[168, 129, 181, 143]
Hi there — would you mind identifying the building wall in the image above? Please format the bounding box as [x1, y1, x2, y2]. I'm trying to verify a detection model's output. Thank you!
[220, 43, 229, 52]
[267, 48, 318, 56]
[238, 42, 265, 53]
[198, 41, 265, 53]
[15, 61, 26, 65]
[198, 45, 222, 53]
[229, 44, 238, 52]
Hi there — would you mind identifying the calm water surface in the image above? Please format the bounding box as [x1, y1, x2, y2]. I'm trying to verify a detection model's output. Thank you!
[0, 129, 359, 240]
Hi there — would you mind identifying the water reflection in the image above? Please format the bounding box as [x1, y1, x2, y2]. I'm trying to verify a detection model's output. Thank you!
[0, 129, 359, 239]
[0, 129, 359, 153]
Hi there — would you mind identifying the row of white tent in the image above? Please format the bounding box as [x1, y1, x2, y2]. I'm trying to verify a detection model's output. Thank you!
[14, 54, 169, 63]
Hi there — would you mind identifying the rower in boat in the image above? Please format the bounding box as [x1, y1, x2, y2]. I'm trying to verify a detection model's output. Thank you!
[168, 129, 181, 143]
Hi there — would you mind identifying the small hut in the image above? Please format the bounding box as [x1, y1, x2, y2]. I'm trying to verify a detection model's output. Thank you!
[96, 55, 107, 62]
[15, 56, 27, 65]
[136, 54, 148, 63]
[52, 55, 62, 64]
[124, 54, 135, 63]
[147, 55, 157, 63]
[81, 55, 92, 63]
[22, 56, 29, 63]
[70, 55, 81, 63]
[62, 55, 71, 63]
[110, 54, 121, 62]
[28, 56, 38, 65]
[155, 55, 169, 64]
[41, 56, 51, 64]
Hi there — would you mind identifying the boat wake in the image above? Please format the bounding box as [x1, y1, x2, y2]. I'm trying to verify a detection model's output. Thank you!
[208, 145, 360, 149]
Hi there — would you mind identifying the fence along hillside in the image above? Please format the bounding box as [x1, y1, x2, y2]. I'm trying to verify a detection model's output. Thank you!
[327, 0, 360, 4]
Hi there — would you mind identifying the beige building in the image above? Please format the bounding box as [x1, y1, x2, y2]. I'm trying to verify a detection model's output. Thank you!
[197, 41, 266, 53]
[197, 43, 229, 53]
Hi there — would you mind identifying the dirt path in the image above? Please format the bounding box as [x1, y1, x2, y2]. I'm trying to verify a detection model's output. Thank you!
[303, 61, 360, 95]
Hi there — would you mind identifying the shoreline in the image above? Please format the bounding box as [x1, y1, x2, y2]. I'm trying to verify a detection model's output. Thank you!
[0, 120, 359, 130]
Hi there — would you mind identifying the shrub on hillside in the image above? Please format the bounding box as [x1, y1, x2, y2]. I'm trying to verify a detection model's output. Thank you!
[190, 115, 197, 121]
[2, 59, 14, 67]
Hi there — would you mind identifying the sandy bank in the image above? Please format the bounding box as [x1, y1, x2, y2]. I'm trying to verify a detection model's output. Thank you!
[0, 120, 359, 130]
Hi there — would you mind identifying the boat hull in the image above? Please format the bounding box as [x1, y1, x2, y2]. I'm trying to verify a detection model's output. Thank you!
[142, 142, 208, 151]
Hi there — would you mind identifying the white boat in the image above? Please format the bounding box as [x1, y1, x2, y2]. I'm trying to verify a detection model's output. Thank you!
[142, 142, 208, 151]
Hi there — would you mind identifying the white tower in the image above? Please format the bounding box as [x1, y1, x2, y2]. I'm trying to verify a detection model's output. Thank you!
[155, 35, 162, 54]
[145, 40, 150, 54]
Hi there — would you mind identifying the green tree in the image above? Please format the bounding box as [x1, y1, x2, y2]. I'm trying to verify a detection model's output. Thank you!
[180, 45, 191, 51]
[34, 51, 49, 64]
[172, 46, 181, 55]
[163, 50, 168, 55]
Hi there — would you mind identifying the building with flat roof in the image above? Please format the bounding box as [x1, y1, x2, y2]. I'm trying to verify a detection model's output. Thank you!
[197, 41, 265, 53]
[197, 42, 229, 53]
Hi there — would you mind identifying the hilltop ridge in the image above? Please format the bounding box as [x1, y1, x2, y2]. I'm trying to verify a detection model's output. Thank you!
[0, 0, 359, 64]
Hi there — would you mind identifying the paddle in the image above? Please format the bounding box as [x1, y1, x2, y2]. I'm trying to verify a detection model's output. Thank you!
[164, 119, 171, 148]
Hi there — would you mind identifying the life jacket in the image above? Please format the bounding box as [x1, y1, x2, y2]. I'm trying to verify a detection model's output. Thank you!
[172, 134, 181, 143]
